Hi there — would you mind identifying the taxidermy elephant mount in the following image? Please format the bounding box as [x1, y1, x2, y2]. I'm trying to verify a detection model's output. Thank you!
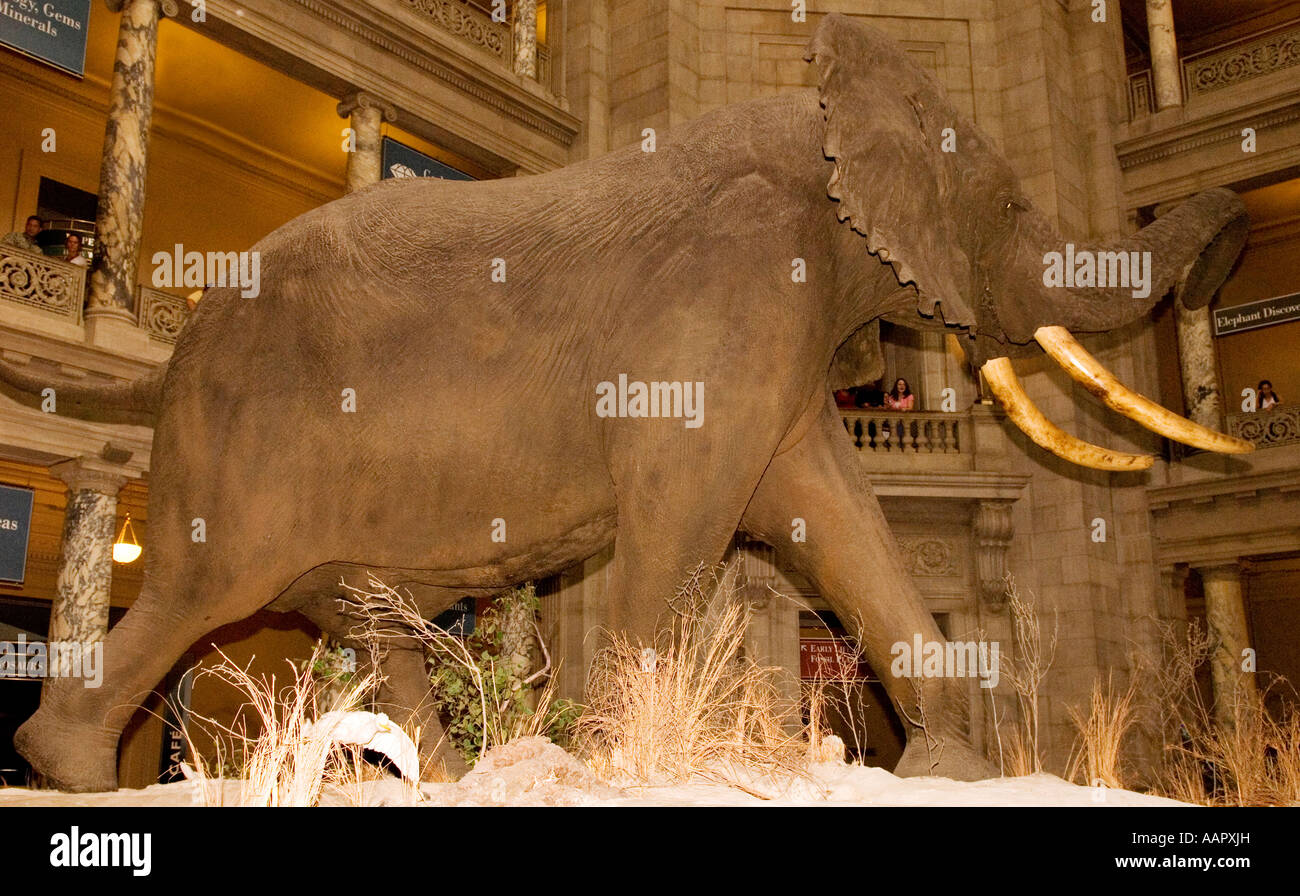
[6, 14, 1250, 791]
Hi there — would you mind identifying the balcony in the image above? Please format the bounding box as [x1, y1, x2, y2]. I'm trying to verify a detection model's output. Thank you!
[1116, 19, 1300, 208]
[0, 247, 188, 346]
[1227, 406, 1300, 450]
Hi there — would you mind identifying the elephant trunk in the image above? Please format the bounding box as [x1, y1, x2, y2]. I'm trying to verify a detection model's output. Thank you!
[980, 188, 1252, 471]
[1045, 188, 1249, 332]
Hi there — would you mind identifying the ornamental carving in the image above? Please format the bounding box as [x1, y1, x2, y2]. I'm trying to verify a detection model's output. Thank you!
[898, 537, 957, 577]
[1184, 26, 1300, 97]
[400, 0, 508, 59]
[137, 286, 189, 344]
[1228, 407, 1300, 449]
[0, 248, 84, 322]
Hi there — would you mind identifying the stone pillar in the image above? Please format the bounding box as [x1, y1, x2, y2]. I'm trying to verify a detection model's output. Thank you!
[738, 539, 801, 718]
[513, 0, 538, 78]
[1174, 299, 1224, 430]
[337, 93, 397, 193]
[1145, 0, 1182, 110]
[47, 458, 129, 648]
[87, 0, 177, 319]
[1197, 563, 1258, 727]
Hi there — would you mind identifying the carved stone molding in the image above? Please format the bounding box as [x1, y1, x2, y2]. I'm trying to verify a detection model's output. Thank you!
[974, 501, 1015, 610]
[136, 286, 190, 343]
[737, 538, 778, 609]
[897, 537, 958, 577]
[398, 0, 508, 60]
[337, 91, 398, 122]
[49, 457, 131, 497]
[1227, 406, 1300, 449]
[1183, 23, 1300, 98]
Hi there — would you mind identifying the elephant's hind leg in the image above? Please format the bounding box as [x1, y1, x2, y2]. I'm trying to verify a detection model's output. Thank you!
[741, 400, 997, 781]
[15, 555, 311, 792]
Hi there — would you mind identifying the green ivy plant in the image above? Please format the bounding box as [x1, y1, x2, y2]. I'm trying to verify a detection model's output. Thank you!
[428, 584, 579, 764]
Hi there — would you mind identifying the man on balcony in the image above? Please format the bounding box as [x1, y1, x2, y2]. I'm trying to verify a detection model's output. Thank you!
[1, 216, 43, 253]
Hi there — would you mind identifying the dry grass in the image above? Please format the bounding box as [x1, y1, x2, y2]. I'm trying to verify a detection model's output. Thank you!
[1138, 618, 1300, 806]
[989, 576, 1057, 776]
[177, 642, 421, 806]
[1066, 676, 1139, 790]
[571, 563, 808, 793]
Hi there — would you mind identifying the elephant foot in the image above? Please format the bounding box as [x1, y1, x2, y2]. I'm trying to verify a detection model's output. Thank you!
[893, 732, 997, 782]
[14, 708, 120, 793]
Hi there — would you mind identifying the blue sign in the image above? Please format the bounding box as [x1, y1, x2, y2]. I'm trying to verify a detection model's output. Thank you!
[0, 0, 92, 78]
[433, 598, 476, 637]
[0, 485, 35, 584]
[381, 137, 474, 182]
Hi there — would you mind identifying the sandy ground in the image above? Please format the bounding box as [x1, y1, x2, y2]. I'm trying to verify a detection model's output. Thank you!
[0, 738, 1188, 807]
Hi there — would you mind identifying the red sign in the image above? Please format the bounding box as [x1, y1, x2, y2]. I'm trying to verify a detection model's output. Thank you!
[799, 638, 869, 680]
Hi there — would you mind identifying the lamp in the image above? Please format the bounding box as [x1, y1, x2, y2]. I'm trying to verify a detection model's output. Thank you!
[113, 513, 142, 564]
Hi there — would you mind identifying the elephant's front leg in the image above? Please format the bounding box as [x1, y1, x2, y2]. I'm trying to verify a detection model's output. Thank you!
[741, 400, 996, 781]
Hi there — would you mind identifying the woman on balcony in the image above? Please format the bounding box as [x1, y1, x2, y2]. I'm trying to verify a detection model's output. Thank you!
[884, 378, 915, 411]
[1259, 380, 1281, 411]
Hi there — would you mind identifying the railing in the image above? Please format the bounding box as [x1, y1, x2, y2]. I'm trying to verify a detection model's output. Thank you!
[0, 246, 85, 324]
[1, 246, 189, 344]
[398, 0, 551, 89]
[840, 409, 965, 455]
[1227, 406, 1300, 449]
[1182, 21, 1300, 100]
[135, 286, 190, 344]
[1129, 20, 1300, 118]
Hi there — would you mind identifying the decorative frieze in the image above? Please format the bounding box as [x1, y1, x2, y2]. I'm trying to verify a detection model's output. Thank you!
[398, 0, 508, 59]
[1183, 23, 1300, 98]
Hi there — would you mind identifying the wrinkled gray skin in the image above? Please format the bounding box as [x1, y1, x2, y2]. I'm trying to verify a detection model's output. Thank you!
[9, 16, 1246, 791]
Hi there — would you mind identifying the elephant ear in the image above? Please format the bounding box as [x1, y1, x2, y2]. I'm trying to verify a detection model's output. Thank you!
[829, 319, 883, 391]
[806, 14, 977, 330]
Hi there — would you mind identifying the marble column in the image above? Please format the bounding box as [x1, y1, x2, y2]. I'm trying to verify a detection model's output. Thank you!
[87, 0, 177, 318]
[513, 0, 538, 78]
[1174, 299, 1224, 430]
[1145, 0, 1183, 110]
[48, 459, 128, 648]
[1198, 563, 1258, 727]
[337, 93, 397, 193]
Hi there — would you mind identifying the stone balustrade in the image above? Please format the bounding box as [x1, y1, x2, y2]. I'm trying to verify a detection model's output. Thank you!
[840, 409, 965, 455]
[1, 245, 187, 345]
[1227, 406, 1300, 449]
[0, 247, 86, 324]
[1127, 19, 1300, 118]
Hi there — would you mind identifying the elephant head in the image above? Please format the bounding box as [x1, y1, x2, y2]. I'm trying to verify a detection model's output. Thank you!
[810, 15, 1252, 470]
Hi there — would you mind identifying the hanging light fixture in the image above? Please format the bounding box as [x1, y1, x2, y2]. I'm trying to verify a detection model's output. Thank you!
[113, 513, 142, 564]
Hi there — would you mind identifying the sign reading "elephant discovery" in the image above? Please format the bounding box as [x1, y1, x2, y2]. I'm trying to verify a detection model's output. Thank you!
[1214, 292, 1300, 336]
[0, 0, 91, 78]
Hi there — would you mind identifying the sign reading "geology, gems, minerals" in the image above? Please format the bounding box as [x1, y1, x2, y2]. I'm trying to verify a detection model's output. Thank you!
[0, 485, 35, 584]
[0, 0, 91, 77]
[1214, 292, 1300, 336]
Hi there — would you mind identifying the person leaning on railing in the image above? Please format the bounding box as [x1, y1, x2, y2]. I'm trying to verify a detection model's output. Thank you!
[1, 215, 43, 252]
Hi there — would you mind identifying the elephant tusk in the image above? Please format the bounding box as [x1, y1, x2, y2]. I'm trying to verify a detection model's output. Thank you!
[981, 357, 1155, 471]
[1034, 326, 1253, 455]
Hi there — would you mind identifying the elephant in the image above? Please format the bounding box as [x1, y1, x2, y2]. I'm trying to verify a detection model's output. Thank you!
[5, 14, 1251, 792]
